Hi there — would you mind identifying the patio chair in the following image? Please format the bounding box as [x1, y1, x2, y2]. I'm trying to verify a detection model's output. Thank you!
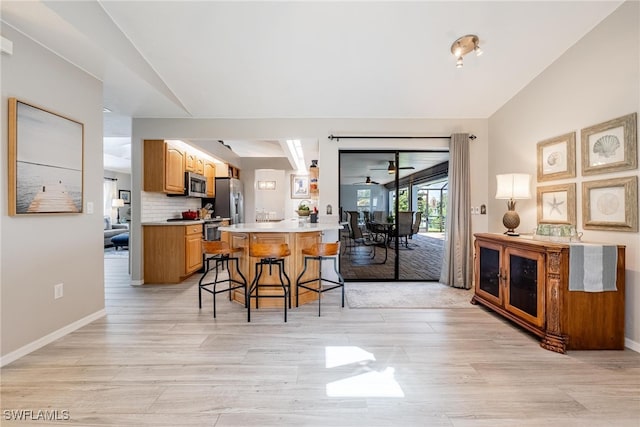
[389, 211, 414, 248]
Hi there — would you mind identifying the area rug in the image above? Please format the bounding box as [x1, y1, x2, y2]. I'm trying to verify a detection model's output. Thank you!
[345, 282, 473, 309]
[104, 247, 129, 259]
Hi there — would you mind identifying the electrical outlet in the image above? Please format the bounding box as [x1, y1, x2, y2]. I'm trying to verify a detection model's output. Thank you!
[54, 283, 64, 299]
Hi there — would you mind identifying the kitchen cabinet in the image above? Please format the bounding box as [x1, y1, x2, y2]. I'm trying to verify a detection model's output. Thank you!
[144, 139, 185, 194]
[214, 163, 240, 179]
[185, 153, 205, 175]
[472, 233, 625, 353]
[185, 152, 197, 172]
[143, 223, 203, 284]
[195, 157, 204, 175]
[203, 160, 216, 197]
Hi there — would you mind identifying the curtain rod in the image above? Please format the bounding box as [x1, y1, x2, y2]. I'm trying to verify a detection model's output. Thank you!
[328, 134, 476, 141]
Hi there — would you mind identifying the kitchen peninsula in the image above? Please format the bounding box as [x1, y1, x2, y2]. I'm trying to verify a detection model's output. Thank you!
[219, 221, 342, 307]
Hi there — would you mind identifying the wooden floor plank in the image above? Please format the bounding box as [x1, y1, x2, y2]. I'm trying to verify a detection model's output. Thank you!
[0, 257, 638, 426]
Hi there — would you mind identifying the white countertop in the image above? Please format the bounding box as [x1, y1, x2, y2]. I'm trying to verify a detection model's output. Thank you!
[143, 217, 230, 226]
[219, 220, 342, 233]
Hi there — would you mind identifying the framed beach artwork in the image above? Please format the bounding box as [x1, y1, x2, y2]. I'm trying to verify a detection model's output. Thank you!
[291, 175, 309, 199]
[8, 98, 84, 215]
[581, 112, 637, 176]
[536, 183, 576, 225]
[536, 132, 576, 182]
[582, 176, 638, 232]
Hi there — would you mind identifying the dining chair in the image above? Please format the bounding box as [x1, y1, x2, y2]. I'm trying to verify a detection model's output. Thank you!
[389, 211, 414, 248]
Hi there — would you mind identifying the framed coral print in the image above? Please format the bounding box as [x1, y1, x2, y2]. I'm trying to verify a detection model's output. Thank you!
[581, 112, 637, 176]
[291, 175, 309, 199]
[582, 176, 638, 232]
[537, 183, 576, 225]
[8, 98, 84, 215]
[537, 132, 576, 182]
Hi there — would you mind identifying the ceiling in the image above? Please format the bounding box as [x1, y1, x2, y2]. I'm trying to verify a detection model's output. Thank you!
[341, 151, 449, 185]
[1, 1, 623, 174]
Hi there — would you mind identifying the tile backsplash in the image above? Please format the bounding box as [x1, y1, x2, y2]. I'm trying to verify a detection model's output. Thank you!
[141, 191, 201, 222]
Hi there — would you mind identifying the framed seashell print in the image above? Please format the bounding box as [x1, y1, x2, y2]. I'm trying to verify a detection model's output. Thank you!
[537, 132, 576, 182]
[581, 112, 637, 176]
[582, 176, 638, 232]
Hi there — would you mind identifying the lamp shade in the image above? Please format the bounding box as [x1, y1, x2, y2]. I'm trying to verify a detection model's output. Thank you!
[112, 198, 125, 208]
[495, 174, 531, 200]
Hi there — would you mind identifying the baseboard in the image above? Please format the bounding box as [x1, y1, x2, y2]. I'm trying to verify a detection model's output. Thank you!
[625, 337, 640, 353]
[0, 309, 106, 367]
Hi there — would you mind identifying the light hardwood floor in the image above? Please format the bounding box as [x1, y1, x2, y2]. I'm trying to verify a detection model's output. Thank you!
[1, 257, 639, 426]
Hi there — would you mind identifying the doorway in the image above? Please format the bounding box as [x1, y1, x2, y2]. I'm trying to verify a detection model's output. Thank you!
[338, 150, 449, 282]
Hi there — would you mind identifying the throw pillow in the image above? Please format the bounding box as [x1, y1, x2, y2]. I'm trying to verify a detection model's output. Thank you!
[104, 216, 112, 230]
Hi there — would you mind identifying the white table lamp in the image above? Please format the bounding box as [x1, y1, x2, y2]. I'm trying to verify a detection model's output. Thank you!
[495, 173, 531, 236]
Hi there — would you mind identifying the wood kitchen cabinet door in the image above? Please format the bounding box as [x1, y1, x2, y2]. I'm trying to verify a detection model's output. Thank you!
[165, 144, 186, 193]
[195, 157, 205, 175]
[204, 161, 216, 197]
[185, 233, 203, 274]
[144, 140, 185, 194]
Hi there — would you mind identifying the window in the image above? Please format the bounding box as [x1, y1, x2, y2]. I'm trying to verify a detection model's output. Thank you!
[356, 189, 371, 215]
[103, 178, 117, 217]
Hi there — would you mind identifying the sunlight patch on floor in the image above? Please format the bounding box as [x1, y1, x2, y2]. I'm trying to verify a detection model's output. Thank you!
[326, 367, 405, 398]
[325, 346, 404, 398]
[325, 346, 375, 369]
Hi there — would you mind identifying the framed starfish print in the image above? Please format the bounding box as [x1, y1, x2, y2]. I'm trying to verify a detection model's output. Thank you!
[536, 183, 576, 225]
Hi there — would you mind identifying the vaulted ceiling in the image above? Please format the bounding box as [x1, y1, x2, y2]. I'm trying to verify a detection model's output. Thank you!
[1, 1, 623, 174]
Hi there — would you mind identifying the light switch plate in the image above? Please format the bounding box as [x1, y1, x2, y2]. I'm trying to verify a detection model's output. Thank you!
[87, 202, 93, 214]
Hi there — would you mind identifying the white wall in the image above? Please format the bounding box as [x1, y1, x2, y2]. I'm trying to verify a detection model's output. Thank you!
[1, 25, 105, 364]
[488, 1, 640, 349]
[254, 169, 286, 220]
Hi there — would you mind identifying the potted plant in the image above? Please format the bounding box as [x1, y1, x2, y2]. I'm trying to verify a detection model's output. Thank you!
[297, 202, 311, 216]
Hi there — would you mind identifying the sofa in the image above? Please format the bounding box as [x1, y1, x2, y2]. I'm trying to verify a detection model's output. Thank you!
[104, 216, 129, 247]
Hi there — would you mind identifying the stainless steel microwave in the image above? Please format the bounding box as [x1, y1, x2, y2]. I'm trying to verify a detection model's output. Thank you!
[185, 172, 207, 197]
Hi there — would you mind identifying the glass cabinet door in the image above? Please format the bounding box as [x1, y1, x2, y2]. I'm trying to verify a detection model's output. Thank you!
[476, 241, 503, 305]
[505, 248, 545, 327]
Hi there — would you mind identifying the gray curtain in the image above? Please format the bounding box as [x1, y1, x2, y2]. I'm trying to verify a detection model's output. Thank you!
[440, 133, 472, 289]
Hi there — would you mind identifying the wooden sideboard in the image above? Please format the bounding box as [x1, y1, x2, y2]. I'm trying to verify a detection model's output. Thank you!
[472, 233, 625, 353]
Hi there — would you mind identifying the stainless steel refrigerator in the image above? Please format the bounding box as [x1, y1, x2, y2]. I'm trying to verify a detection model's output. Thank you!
[214, 178, 244, 224]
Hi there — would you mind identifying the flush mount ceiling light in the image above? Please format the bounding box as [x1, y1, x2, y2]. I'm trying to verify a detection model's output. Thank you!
[450, 34, 482, 68]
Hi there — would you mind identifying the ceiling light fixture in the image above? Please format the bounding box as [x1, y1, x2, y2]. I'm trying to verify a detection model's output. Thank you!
[286, 139, 306, 172]
[450, 34, 482, 68]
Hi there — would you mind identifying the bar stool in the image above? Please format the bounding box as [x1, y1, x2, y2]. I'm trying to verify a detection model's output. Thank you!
[296, 242, 344, 316]
[198, 241, 247, 318]
[247, 242, 292, 322]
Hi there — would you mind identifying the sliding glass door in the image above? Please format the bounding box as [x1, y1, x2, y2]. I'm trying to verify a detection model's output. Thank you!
[339, 150, 449, 282]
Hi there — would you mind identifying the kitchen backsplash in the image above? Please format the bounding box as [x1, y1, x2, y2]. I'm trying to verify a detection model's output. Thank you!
[141, 191, 202, 222]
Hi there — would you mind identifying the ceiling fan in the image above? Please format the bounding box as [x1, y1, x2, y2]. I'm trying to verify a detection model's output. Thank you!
[353, 176, 380, 185]
[371, 160, 415, 174]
